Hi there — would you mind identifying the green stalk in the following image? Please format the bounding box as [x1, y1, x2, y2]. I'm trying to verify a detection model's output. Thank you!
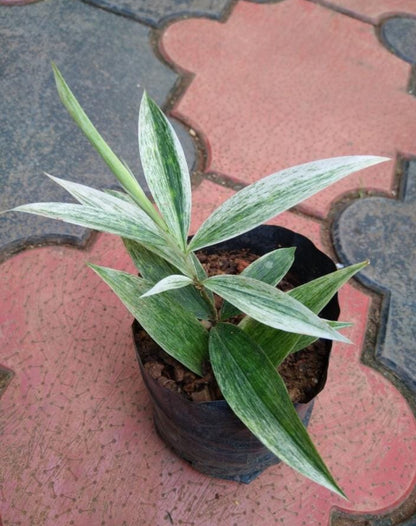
[52, 63, 165, 229]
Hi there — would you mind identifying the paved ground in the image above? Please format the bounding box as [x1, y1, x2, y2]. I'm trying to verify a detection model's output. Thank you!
[1, 0, 416, 525]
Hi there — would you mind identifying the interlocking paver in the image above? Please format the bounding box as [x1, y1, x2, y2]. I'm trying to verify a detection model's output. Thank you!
[311, 0, 416, 23]
[1, 1, 416, 524]
[161, 0, 416, 219]
[1, 190, 415, 523]
[0, 0, 195, 259]
[380, 15, 416, 64]
[82, 0, 231, 28]
[334, 158, 416, 394]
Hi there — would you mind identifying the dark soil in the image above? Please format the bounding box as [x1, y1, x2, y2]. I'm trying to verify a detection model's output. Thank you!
[135, 249, 331, 405]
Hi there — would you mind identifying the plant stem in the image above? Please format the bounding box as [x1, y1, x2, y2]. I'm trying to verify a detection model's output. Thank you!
[199, 285, 219, 323]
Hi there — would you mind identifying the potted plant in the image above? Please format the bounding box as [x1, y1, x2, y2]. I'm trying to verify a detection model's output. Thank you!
[9, 64, 388, 497]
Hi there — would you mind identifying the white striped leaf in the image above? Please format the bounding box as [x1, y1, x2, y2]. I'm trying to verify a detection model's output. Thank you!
[123, 240, 213, 319]
[289, 321, 353, 355]
[141, 275, 193, 298]
[204, 275, 348, 342]
[139, 92, 191, 249]
[13, 201, 189, 274]
[209, 323, 345, 496]
[241, 261, 367, 365]
[123, 238, 177, 281]
[52, 64, 163, 226]
[220, 247, 295, 320]
[104, 189, 135, 204]
[189, 156, 389, 251]
[45, 174, 153, 216]
[89, 265, 209, 376]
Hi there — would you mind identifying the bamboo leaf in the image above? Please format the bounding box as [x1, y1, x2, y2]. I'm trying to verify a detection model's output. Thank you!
[221, 247, 295, 320]
[189, 156, 389, 251]
[209, 323, 345, 497]
[139, 92, 191, 249]
[89, 265, 208, 375]
[104, 189, 135, 204]
[204, 275, 349, 342]
[52, 64, 163, 226]
[45, 174, 148, 215]
[241, 261, 367, 365]
[13, 201, 188, 274]
[123, 239, 213, 319]
[290, 321, 353, 354]
[141, 275, 193, 298]
[123, 238, 178, 281]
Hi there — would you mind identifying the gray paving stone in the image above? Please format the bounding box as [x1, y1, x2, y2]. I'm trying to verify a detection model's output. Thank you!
[380, 16, 416, 64]
[81, 0, 231, 27]
[333, 159, 416, 393]
[0, 0, 196, 259]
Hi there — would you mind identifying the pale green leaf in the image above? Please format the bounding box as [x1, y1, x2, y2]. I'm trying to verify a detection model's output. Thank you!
[123, 239, 213, 319]
[52, 64, 163, 227]
[13, 201, 189, 274]
[209, 323, 345, 497]
[241, 261, 367, 365]
[189, 156, 389, 251]
[204, 275, 349, 342]
[89, 265, 208, 375]
[45, 174, 148, 215]
[104, 189, 135, 204]
[124, 238, 177, 281]
[220, 247, 295, 320]
[141, 275, 193, 298]
[139, 92, 191, 249]
[290, 321, 353, 354]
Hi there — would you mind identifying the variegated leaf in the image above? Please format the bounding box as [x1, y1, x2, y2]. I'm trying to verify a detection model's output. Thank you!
[89, 265, 209, 375]
[209, 323, 345, 497]
[204, 275, 349, 342]
[123, 239, 213, 319]
[45, 174, 151, 216]
[13, 201, 189, 274]
[290, 321, 353, 354]
[139, 92, 191, 249]
[189, 156, 389, 251]
[220, 247, 295, 320]
[241, 261, 367, 365]
[141, 275, 193, 298]
[52, 64, 162, 226]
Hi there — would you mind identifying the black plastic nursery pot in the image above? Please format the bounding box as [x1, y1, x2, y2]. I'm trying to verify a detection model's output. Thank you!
[133, 225, 340, 483]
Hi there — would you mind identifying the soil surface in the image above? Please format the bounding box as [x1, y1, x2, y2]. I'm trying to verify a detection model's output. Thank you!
[135, 249, 330, 404]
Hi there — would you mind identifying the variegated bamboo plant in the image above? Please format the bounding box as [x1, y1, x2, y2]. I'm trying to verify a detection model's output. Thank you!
[11, 65, 389, 497]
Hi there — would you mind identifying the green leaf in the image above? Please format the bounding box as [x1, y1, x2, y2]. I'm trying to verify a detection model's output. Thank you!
[104, 189, 135, 204]
[220, 247, 295, 320]
[51, 64, 163, 227]
[123, 239, 213, 319]
[141, 275, 193, 298]
[139, 92, 191, 249]
[209, 323, 345, 497]
[123, 238, 178, 281]
[189, 156, 389, 251]
[13, 201, 189, 274]
[241, 261, 367, 365]
[289, 321, 353, 354]
[204, 275, 349, 342]
[89, 265, 208, 375]
[189, 252, 209, 281]
[44, 174, 145, 214]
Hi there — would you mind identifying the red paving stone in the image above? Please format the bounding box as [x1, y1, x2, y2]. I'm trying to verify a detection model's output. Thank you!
[314, 0, 416, 22]
[161, 0, 416, 218]
[1, 182, 416, 525]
